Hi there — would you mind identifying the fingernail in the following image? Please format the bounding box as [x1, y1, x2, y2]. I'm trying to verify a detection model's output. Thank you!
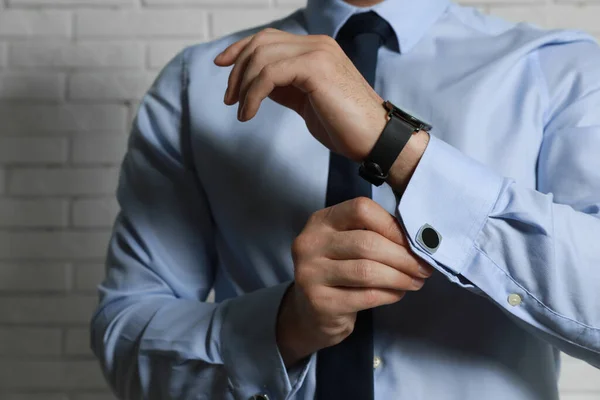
[224, 87, 229, 104]
[238, 104, 245, 121]
[419, 265, 433, 277]
[412, 277, 425, 289]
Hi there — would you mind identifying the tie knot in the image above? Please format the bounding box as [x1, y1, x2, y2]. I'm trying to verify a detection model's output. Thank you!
[336, 11, 396, 49]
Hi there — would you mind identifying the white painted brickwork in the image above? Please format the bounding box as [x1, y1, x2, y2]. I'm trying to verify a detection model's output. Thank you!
[0, 0, 598, 398]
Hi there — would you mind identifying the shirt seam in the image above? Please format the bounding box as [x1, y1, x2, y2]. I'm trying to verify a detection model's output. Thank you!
[532, 49, 551, 129]
[473, 243, 600, 334]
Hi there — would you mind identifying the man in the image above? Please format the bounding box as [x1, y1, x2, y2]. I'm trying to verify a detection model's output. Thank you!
[90, 0, 600, 399]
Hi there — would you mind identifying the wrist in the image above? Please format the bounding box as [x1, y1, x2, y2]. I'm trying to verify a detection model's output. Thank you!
[353, 96, 390, 163]
[276, 284, 314, 368]
[386, 129, 430, 193]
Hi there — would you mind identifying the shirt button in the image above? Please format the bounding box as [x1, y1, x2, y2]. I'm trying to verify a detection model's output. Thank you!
[373, 356, 382, 369]
[508, 293, 522, 306]
[250, 395, 269, 400]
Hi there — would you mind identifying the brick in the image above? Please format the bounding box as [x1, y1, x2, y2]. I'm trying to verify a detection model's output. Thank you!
[74, 263, 106, 291]
[0, 328, 62, 356]
[69, 72, 156, 101]
[72, 135, 128, 164]
[72, 393, 117, 400]
[0, 169, 5, 194]
[76, 10, 206, 38]
[210, 9, 297, 38]
[0, 231, 111, 260]
[559, 354, 600, 391]
[147, 40, 199, 69]
[0, 43, 6, 68]
[0, 11, 71, 38]
[560, 394, 600, 400]
[72, 198, 119, 228]
[546, 5, 600, 33]
[0, 198, 68, 227]
[0, 295, 98, 323]
[145, 0, 268, 4]
[10, 41, 144, 68]
[0, 263, 69, 291]
[486, 6, 548, 28]
[0, 104, 128, 135]
[460, 0, 542, 3]
[0, 360, 105, 389]
[10, 0, 134, 5]
[273, 0, 306, 5]
[2, 395, 68, 400]
[0, 73, 64, 100]
[8, 167, 119, 195]
[0, 137, 68, 164]
[65, 327, 91, 356]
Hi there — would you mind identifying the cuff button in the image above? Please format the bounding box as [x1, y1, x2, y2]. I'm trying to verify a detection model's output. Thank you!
[417, 224, 442, 254]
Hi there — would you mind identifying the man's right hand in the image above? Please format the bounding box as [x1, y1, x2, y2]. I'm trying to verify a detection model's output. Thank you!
[276, 197, 434, 367]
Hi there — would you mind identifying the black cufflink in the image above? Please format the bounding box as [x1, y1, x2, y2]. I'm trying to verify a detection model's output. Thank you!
[417, 224, 441, 254]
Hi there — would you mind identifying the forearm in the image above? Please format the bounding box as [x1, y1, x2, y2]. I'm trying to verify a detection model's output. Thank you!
[393, 133, 600, 366]
[92, 277, 312, 399]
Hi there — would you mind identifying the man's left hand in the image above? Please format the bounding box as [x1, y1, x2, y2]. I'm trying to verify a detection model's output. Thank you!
[213, 28, 389, 163]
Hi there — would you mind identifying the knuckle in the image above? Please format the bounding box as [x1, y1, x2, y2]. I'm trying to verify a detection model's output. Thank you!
[317, 34, 336, 45]
[308, 49, 330, 63]
[351, 197, 373, 221]
[354, 232, 374, 255]
[253, 44, 268, 60]
[363, 288, 379, 308]
[261, 63, 276, 78]
[355, 261, 374, 284]
[254, 29, 270, 41]
[292, 233, 321, 260]
[291, 235, 309, 260]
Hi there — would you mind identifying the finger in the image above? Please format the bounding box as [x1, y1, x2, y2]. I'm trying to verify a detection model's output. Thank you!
[319, 286, 406, 314]
[323, 259, 426, 291]
[215, 28, 299, 67]
[327, 230, 434, 278]
[214, 35, 254, 66]
[240, 53, 319, 121]
[321, 197, 408, 247]
[238, 42, 316, 117]
[225, 30, 311, 105]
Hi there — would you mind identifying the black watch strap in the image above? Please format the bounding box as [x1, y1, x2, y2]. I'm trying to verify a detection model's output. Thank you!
[359, 101, 426, 186]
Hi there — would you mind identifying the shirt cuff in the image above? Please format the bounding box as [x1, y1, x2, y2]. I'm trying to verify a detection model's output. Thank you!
[397, 133, 505, 280]
[220, 281, 312, 400]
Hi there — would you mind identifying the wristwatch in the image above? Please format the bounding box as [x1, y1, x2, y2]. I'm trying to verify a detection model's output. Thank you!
[358, 100, 432, 186]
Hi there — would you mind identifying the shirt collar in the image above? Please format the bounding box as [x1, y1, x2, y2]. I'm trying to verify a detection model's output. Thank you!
[303, 0, 451, 53]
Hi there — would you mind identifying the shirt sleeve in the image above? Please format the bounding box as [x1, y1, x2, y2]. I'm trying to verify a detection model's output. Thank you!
[90, 48, 312, 400]
[396, 37, 600, 368]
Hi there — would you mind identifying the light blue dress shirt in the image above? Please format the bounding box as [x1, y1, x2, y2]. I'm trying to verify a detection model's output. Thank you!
[90, 0, 600, 399]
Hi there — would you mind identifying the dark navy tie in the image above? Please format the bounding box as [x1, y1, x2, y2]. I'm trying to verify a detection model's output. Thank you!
[316, 11, 396, 400]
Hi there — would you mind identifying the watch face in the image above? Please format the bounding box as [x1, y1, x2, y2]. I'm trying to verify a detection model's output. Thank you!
[385, 100, 433, 131]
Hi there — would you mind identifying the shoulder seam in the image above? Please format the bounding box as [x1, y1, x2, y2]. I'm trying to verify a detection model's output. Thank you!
[447, 5, 495, 37]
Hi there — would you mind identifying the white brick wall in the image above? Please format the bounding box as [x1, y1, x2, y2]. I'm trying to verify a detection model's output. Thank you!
[0, 0, 598, 398]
